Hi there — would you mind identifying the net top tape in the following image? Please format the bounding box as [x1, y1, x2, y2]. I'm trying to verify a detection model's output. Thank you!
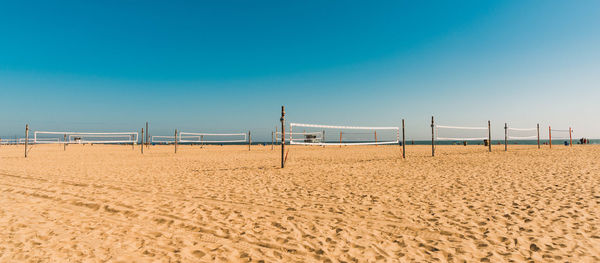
[290, 123, 399, 130]
[35, 131, 138, 135]
[179, 132, 247, 136]
[435, 125, 487, 130]
[507, 127, 537, 131]
[436, 137, 488, 141]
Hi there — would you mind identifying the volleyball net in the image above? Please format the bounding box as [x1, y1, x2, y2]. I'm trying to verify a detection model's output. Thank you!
[33, 131, 138, 144]
[549, 128, 573, 140]
[507, 127, 538, 140]
[178, 132, 248, 144]
[288, 123, 399, 146]
[434, 124, 489, 142]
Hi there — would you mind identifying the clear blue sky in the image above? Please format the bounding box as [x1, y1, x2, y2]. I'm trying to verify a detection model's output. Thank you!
[1, 1, 599, 140]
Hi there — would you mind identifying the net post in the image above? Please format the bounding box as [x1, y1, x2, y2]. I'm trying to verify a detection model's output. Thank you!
[537, 124, 540, 149]
[402, 119, 406, 159]
[339, 131, 342, 147]
[271, 131, 274, 150]
[64, 134, 67, 151]
[488, 120, 492, 152]
[322, 130, 325, 147]
[24, 124, 29, 158]
[141, 128, 144, 154]
[431, 116, 435, 157]
[248, 131, 251, 151]
[374, 131, 377, 146]
[569, 127, 572, 147]
[174, 129, 178, 154]
[280, 106, 285, 168]
[504, 123, 507, 152]
[549, 126, 552, 149]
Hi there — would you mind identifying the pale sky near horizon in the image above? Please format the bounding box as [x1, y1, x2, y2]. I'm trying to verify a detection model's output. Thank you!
[1, 1, 599, 140]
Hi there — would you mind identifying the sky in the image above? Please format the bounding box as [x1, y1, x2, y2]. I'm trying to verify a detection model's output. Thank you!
[1, 1, 599, 141]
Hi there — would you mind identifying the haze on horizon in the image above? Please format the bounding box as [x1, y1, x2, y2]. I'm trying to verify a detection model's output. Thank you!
[1, 1, 599, 141]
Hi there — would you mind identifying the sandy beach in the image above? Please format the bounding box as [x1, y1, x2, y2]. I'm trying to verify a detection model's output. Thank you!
[0, 144, 598, 262]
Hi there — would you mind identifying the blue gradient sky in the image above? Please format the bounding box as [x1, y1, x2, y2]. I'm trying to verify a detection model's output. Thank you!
[1, 1, 599, 140]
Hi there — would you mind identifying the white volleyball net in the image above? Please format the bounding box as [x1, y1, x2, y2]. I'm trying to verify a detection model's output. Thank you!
[507, 127, 538, 140]
[151, 136, 175, 144]
[288, 123, 399, 146]
[178, 132, 247, 144]
[550, 128, 572, 140]
[33, 131, 138, 144]
[435, 124, 488, 142]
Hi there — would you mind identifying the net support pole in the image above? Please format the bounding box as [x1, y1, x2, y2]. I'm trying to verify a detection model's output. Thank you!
[174, 129, 178, 154]
[431, 116, 435, 157]
[141, 128, 144, 154]
[64, 134, 67, 151]
[569, 127, 572, 147]
[537, 124, 540, 149]
[248, 131, 251, 151]
[271, 131, 274, 150]
[280, 106, 285, 168]
[402, 119, 406, 159]
[339, 131, 342, 148]
[374, 131, 377, 146]
[504, 123, 508, 152]
[131, 134, 134, 149]
[322, 130, 325, 147]
[488, 120, 492, 152]
[549, 126, 552, 149]
[24, 124, 29, 158]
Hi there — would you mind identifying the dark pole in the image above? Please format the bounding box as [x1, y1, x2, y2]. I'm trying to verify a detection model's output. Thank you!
[64, 134, 67, 151]
[25, 124, 29, 158]
[174, 129, 178, 153]
[431, 116, 435, 157]
[281, 106, 285, 168]
[248, 131, 251, 151]
[141, 128, 144, 154]
[504, 123, 507, 151]
[488, 120, 492, 152]
[402, 119, 406, 159]
[537, 123, 540, 149]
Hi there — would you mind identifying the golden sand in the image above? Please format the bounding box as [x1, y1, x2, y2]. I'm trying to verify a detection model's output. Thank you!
[0, 144, 599, 262]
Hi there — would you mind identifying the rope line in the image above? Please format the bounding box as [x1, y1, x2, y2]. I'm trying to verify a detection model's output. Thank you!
[290, 123, 399, 130]
[435, 125, 487, 130]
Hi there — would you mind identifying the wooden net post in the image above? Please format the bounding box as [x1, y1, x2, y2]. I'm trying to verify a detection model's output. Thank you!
[339, 131, 342, 148]
[488, 120, 492, 152]
[569, 127, 572, 147]
[64, 134, 67, 151]
[271, 131, 274, 150]
[504, 123, 508, 152]
[25, 124, 29, 158]
[280, 106, 285, 168]
[374, 131, 377, 146]
[402, 119, 406, 159]
[431, 116, 435, 157]
[141, 128, 144, 154]
[537, 123, 540, 149]
[248, 131, 251, 151]
[549, 126, 552, 149]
